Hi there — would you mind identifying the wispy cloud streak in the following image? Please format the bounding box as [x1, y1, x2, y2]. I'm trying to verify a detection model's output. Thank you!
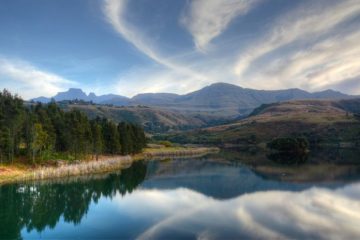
[181, 0, 259, 51]
[233, 0, 360, 91]
[103, 0, 207, 85]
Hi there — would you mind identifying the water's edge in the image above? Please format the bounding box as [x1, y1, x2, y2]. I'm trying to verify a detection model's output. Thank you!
[0, 147, 219, 185]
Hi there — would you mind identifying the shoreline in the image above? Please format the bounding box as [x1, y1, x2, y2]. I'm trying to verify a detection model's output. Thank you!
[0, 146, 219, 186]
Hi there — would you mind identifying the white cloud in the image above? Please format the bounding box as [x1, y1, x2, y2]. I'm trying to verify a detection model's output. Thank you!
[245, 30, 360, 91]
[0, 58, 76, 99]
[234, 0, 360, 76]
[114, 66, 206, 97]
[181, 0, 259, 51]
[233, 0, 360, 92]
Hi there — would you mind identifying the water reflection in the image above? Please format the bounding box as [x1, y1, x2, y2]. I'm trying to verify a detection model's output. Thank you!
[1, 150, 360, 239]
[0, 161, 146, 239]
[267, 152, 308, 165]
[213, 148, 360, 183]
[136, 184, 360, 239]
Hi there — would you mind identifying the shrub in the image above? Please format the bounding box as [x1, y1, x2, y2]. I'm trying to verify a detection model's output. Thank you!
[158, 141, 172, 148]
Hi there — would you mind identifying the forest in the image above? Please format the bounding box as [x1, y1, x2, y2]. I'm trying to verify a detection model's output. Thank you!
[0, 89, 147, 164]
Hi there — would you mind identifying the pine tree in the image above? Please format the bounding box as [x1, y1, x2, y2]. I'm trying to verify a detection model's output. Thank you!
[91, 121, 103, 160]
[31, 123, 49, 163]
[0, 90, 25, 163]
[132, 124, 146, 153]
[118, 122, 131, 155]
[101, 119, 120, 155]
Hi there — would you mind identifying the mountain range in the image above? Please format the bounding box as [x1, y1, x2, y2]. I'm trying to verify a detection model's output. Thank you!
[32, 83, 355, 118]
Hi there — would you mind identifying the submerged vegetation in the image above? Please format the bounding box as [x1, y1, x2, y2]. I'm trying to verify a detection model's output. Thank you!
[267, 137, 309, 153]
[0, 89, 146, 164]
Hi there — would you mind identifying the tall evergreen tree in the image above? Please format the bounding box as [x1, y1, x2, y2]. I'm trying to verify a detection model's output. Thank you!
[0, 90, 25, 163]
[31, 123, 49, 162]
[101, 119, 120, 155]
[91, 121, 103, 160]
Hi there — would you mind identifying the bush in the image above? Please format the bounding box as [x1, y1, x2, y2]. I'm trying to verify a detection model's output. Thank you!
[158, 141, 172, 148]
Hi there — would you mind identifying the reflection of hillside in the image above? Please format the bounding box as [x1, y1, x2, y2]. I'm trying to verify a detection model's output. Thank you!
[0, 161, 147, 239]
[141, 158, 345, 199]
[253, 164, 360, 183]
[141, 148, 360, 199]
[212, 148, 360, 183]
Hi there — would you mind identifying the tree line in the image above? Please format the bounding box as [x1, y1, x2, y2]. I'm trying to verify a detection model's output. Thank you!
[0, 90, 146, 164]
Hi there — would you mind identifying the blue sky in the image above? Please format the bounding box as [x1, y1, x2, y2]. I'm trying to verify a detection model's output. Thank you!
[0, 0, 359, 99]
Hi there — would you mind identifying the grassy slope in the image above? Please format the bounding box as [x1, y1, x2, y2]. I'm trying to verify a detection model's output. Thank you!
[64, 104, 206, 133]
[160, 99, 360, 145]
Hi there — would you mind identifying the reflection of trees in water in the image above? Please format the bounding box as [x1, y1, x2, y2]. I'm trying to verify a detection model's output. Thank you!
[0, 161, 147, 239]
[267, 152, 308, 165]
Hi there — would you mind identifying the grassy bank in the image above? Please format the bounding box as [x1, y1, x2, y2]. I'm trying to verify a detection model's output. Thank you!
[141, 147, 219, 158]
[0, 146, 218, 185]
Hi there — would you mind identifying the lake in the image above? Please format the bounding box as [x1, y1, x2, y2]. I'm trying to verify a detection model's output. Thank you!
[1, 149, 360, 239]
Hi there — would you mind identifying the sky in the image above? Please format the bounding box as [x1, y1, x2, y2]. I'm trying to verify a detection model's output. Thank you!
[0, 0, 359, 99]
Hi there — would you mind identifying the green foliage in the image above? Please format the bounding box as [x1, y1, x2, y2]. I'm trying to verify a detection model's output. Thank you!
[31, 123, 49, 162]
[157, 141, 172, 147]
[117, 122, 146, 155]
[100, 118, 121, 155]
[91, 121, 103, 160]
[267, 137, 309, 153]
[0, 90, 25, 163]
[0, 89, 147, 164]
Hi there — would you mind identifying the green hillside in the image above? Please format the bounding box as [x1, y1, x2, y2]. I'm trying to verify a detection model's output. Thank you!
[62, 103, 206, 133]
[158, 99, 360, 146]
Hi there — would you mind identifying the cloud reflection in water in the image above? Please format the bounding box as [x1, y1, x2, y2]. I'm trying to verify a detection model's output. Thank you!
[113, 183, 360, 239]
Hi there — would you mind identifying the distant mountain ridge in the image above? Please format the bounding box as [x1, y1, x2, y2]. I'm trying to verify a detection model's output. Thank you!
[32, 88, 131, 105]
[31, 83, 355, 118]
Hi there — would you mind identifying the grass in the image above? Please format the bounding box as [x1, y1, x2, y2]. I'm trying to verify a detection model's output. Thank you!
[0, 146, 219, 185]
[0, 163, 29, 184]
[141, 146, 219, 158]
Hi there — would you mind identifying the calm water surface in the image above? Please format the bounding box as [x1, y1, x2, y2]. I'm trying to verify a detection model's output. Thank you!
[1, 149, 360, 239]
